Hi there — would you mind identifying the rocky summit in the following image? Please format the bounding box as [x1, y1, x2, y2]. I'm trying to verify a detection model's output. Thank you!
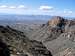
[0, 25, 52, 56]
[1, 16, 75, 56]
[47, 16, 66, 27]
[21, 16, 75, 56]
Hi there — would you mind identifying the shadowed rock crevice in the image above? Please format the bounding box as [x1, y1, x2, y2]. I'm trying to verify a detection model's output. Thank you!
[0, 39, 10, 56]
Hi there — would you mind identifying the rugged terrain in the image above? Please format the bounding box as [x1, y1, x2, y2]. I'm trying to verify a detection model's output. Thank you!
[1, 16, 75, 56]
[11, 16, 75, 56]
[0, 25, 52, 56]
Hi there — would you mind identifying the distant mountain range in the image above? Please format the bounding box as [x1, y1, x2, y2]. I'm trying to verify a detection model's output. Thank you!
[0, 14, 74, 25]
[0, 14, 51, 20]
[0, 14, 52, 24]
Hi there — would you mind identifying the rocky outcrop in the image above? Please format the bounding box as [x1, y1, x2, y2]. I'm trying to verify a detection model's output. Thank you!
[64, 20, 75, 32]
[54, 48, 75, 56]
[8, 16, 75, 56]
[0, 25, 52, 56]
[28, 16, 66, 42]
[47, 16, 66, 28]
[22, 16, 75, 56]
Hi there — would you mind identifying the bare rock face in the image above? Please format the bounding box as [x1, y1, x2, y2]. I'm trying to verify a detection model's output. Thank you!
[64, 20, 75, 32]
[54, 48, 75, 56]
[5, 16, 75, 56]
[24, 16, 75, 56]
[0, 25, 52, 56]
[59, 48, 75, 56]
[47, 16, 65, 27]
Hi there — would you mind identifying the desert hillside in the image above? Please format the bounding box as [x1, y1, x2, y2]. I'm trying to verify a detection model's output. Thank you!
[0, 25, 52, 56]
[1, 16, 75, 56]
[12, 16, 75, 56]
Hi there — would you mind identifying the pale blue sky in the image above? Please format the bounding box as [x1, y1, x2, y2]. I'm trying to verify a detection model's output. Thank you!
[0, 0, 74, 17]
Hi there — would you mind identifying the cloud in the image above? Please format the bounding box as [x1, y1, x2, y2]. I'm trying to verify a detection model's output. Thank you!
[0, 5, 28, 9]
[63, 10, 73, 17]
[9, 6, 16, 9]
[39, 5, 54, 11]
[0, 5, 74, 17]
[0, 5, 8, 8]
[18, 5, 25, 8]
[53, 9, 74, 17]
[67, 11, 72, 14]
[0, 5, 29, 15]
[17, 5, 28, 10]
[64, 9, 73, 14]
